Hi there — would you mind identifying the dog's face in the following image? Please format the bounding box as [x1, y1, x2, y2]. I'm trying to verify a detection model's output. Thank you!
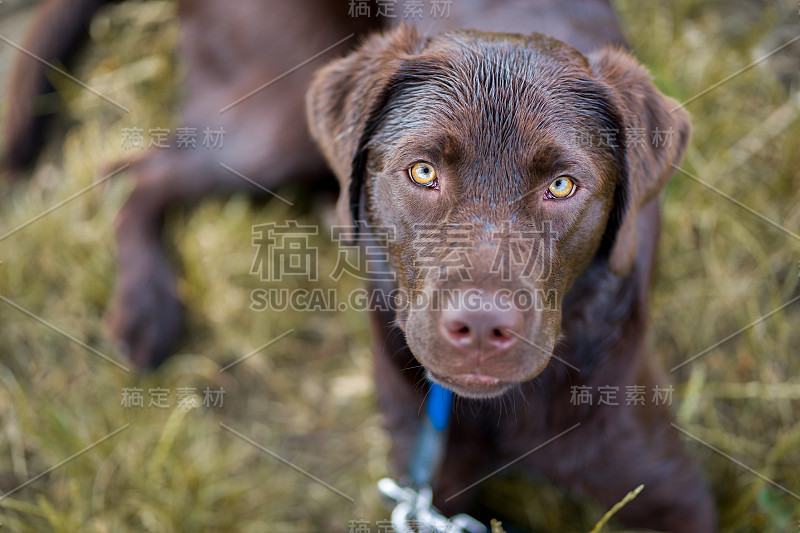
[307, 27, 689, 398]
[363, 33, 622, 397]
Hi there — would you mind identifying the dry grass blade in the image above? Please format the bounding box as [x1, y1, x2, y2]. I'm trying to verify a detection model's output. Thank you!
[588, 485, 645, 533]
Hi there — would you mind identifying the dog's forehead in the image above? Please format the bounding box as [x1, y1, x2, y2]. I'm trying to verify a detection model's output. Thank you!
[425, 30, 591, 71]
[378, 31, 615, 150]
[419, 30, 596, 98]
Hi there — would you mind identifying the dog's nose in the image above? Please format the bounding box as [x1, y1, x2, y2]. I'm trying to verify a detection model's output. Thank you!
[438, 292, 522, 355]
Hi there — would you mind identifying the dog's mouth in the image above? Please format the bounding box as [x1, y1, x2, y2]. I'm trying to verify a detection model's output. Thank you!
[427, 370, 515, 399]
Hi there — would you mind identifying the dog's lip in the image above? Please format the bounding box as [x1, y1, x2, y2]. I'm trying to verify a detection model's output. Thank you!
[428, 370, 514, 398]
[450, 373, 501, 385]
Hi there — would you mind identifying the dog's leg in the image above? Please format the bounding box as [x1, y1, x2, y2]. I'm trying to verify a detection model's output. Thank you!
[544, 403, 717, 532]
[599, 412, 714, 531]
[431, 420, 493, 516]
[109, 133, 328, 368]
[2, 0, 111, 174]
[108, 150, 192, 369]
[371, 310, 424, 469]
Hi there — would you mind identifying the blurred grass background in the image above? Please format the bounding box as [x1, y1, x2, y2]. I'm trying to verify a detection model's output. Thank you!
[0, 1, 798, 531]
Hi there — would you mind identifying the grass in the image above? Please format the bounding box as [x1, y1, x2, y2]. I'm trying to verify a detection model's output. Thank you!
[0, 0, 798, 531]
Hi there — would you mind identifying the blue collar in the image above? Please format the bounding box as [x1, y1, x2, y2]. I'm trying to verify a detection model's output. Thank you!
[408, 382, 453, 487]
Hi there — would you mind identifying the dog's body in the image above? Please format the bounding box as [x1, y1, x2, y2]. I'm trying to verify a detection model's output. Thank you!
[4, 1, 716, 530]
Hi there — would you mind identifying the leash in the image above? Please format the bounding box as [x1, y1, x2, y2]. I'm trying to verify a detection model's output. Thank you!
[378, 383, 487, 533]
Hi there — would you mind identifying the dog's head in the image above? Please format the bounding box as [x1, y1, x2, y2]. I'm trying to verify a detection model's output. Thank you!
[307, 26, 689, 398]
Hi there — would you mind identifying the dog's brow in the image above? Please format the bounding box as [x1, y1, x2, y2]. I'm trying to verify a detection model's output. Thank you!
[526, 143, 576, 176]
[426, 133, 462, 165]
[387, 132, 461, 165]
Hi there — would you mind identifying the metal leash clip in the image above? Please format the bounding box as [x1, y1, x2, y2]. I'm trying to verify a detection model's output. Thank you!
[378, 477, 487, 533]
[376, 383, 487, 533]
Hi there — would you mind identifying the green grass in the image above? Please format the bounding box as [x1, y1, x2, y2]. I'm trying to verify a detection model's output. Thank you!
[0, 1, 798, 531]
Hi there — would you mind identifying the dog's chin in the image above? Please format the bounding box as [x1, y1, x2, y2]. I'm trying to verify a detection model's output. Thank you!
[427, 370, 515, 399]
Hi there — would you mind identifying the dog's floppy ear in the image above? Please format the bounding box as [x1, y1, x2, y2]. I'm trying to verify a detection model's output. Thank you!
[306, 25, 425, 228]
[589, 47, 691, 275]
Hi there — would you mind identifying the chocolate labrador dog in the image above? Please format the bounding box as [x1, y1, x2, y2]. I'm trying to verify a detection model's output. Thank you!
[4, 0, 715, 530]
[306, 5, 716, 533]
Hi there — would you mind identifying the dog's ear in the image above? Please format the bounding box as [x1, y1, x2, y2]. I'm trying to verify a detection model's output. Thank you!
[306, 25, 425, 228]
[589, 47, 691, 275]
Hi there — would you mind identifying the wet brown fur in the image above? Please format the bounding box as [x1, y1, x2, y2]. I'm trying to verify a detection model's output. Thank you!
[307, 15, 716, 533]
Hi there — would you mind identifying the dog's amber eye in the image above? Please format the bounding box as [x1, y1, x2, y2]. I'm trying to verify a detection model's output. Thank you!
[409, 162, 437, 186]
[547, 176, 576, 199]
